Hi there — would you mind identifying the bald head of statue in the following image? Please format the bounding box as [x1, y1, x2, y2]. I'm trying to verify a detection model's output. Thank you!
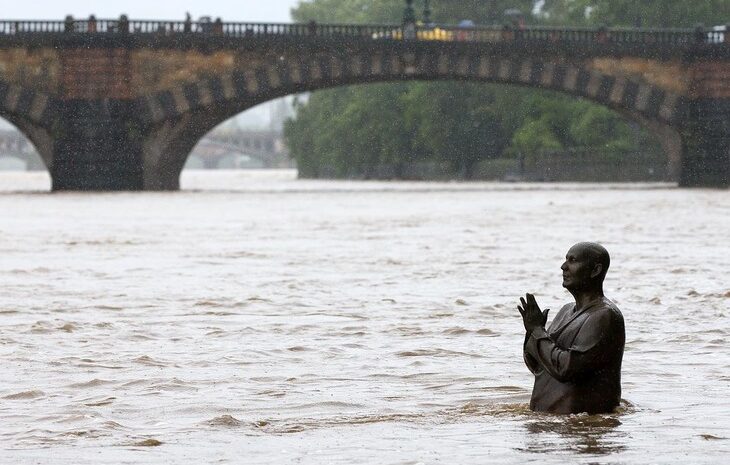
[522, 242, 624, 415]
[561, 242, 610, 294]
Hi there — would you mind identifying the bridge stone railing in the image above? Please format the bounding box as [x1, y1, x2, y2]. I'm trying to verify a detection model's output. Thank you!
[0, 18, 727, 47]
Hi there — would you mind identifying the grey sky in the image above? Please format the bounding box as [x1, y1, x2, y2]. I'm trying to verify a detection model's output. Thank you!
[2, 0, 301, 22]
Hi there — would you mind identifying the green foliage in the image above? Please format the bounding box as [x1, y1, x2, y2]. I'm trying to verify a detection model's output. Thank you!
[569, 106, 633, 151]
[404, 82, 508, 178]
[285, 84, 417, 178]
[286, 82, 510, 179]
[291, 0, 402, 24]
[292, 0, 541, 25]
[285, 0, 676, 180]
[424, 0, 539, 25]
[512, 119, 563, 155]
[540, 0, 730, 27]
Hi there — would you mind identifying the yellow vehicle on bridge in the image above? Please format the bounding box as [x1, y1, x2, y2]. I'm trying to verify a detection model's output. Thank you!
[372, 22, 503, 43]
[372, 24, 454, 41]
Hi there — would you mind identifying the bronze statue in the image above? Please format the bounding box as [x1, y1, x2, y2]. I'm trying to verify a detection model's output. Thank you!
[518, 242, 625, 414]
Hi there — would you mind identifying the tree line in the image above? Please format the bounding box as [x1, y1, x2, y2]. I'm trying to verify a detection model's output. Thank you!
[284, 0, 728, 180]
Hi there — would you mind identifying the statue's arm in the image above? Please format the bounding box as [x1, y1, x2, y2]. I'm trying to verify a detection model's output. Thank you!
[523, 332, 541, 374]
[524, 310, 615, 383]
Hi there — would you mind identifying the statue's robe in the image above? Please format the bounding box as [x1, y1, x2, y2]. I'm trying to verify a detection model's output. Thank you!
[523, 296, 625, 414]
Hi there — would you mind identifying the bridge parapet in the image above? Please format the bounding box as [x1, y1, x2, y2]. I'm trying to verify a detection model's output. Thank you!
[1, 19, 728, 51]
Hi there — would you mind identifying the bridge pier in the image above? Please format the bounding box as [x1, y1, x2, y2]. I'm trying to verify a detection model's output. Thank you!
[679, 98, 730, 188]
[52, 100, 145, 191]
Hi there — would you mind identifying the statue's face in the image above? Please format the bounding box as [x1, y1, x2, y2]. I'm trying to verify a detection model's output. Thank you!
[561, 244, 596, 291]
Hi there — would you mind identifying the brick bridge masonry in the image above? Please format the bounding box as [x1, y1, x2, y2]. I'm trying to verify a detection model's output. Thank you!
[0, 19, 728, 190]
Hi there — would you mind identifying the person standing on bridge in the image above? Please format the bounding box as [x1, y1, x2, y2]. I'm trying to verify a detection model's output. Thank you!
[184, 13, 192, 33]
[518, 242, 625, 414]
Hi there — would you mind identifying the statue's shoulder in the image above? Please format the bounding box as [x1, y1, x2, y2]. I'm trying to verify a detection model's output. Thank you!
[598, 297, 624, 321]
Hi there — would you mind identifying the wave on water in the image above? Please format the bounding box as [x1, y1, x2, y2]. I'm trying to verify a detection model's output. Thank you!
[441, 326, 500, 336]
[145, 378, 198, 392]
[128, 438, 163, 447]
[63, 239, 147, 247]
[396, 348, 485, 358]
[5, 267, 51, 275]
[67, 379, 113, 389]
[82, 397, 116, 407]
[193, 299, 252, 309]
[256, 401, 537, 434]
[3, 390, 45, 400]
[205, 415, 246, 428]
[58, 323, 77, 332]
[132, 355, 169, 367]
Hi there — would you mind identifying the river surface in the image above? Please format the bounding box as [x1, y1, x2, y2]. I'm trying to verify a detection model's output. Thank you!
[0, 170, 728, 464]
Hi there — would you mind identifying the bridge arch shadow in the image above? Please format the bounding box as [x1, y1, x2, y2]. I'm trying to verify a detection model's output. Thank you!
[138, 48, 685, 189]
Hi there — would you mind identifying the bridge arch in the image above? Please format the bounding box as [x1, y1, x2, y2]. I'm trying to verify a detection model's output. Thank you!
[138, 47, 685, 188]
[0, 80, 54, 170]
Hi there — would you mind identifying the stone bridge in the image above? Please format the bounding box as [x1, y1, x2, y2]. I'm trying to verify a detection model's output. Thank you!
[0, 17, 728, 190]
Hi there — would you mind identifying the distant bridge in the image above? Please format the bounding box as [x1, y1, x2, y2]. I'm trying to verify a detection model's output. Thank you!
[190, 129, 292, 169]
[0, 16, 728, 189]
[0, 128, 290, 170]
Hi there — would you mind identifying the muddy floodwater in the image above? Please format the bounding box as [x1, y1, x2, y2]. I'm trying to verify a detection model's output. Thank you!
[0, 170, 728, 464]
